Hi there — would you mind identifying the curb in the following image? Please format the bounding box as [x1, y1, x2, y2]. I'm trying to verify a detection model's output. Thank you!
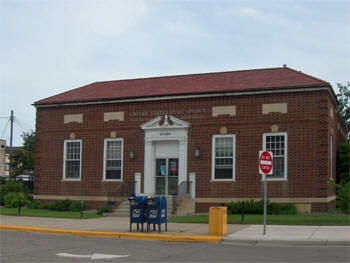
[222, 238, 350, 247]
[0, 225, 222, 243]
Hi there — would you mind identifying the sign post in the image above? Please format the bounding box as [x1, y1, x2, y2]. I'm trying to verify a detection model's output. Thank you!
[259, 151, 273, 235]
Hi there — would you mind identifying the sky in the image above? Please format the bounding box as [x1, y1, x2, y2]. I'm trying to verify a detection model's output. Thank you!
[1, 0, 349, 146]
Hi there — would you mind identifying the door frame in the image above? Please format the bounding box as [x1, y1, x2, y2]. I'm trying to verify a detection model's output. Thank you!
[141, 115, 190, 196]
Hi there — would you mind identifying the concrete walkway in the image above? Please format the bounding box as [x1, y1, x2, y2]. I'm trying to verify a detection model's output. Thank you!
[1, 215, 349, 245]
[223, 225, 350, 246]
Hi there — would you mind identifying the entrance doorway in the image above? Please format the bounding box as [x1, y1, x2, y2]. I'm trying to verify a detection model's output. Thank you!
[155, 158, 179, 195]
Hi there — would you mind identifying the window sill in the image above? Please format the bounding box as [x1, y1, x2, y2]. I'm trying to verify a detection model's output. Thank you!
[261, 178, 287, 182]
[210, 179, 236, 182]
[62, 179, 81, 182]
[102, 179, 123, 182]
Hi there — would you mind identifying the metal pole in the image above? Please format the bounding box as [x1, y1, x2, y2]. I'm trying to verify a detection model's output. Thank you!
[263, 173, 267, 235]
[241, 201, 245, 224]
[80, 200, 84, 219]
[9, 110, 14, 177]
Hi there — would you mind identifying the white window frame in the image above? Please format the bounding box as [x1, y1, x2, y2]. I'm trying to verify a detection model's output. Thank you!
[211, 134, 236, 181]
[263, 132, 288, 181]
[63, 139, 82, 180]
[103, 138, 123, 181]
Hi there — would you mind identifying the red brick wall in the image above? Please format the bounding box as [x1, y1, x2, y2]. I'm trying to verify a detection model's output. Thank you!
[34, 89, 347, 211]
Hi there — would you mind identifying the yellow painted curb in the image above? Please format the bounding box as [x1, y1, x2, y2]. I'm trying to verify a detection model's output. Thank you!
[0, 225, 222, 243]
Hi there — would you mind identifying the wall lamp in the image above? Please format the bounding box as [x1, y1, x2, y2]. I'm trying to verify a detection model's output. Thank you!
[195, 146, 200, 158]
[129, 149, 135, 160]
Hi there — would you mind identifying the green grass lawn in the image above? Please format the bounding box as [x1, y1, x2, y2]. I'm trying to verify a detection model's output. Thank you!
[168, 214, 350, 226]
[0, 208, 103, 219]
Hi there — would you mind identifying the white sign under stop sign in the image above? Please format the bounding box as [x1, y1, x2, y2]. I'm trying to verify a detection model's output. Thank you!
[259, 151, 273, 175]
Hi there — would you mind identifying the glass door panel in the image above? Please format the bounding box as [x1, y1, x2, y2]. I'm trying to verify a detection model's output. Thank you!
[155, 158, 179, 195]
[168, 158, 178, 195]
[155, 159, 166, 195]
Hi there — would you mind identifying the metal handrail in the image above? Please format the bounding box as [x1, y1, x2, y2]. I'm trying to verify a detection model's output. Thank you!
[108, 181, 135, 199]
[177, 180, 192, 198]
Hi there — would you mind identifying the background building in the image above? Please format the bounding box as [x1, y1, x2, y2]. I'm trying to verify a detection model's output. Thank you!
[33, 67, 347, 213]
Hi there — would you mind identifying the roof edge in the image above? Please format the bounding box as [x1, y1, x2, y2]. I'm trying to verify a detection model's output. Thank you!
[33, 84, 332, 108]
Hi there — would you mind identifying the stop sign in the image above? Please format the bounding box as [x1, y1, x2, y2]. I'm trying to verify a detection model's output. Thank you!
[259, 151, 273, 175]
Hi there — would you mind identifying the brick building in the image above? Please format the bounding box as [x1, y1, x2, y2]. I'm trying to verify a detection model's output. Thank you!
[33, 66, 347, 213]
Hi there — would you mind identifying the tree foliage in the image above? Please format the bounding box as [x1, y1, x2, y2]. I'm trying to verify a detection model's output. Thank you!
[336, 142, 350, 184]
[336, 82, 350, 135]
[9, 131, 35, 177]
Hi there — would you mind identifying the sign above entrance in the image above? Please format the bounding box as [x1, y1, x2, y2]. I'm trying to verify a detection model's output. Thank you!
[130, 108, 207, 121]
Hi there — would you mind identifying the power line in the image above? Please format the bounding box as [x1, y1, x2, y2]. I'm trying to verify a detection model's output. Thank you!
[14, 117, 34, 132]
[1, 119, 10, 139]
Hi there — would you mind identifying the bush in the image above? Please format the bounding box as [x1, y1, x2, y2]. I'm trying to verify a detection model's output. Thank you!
[0, 179, 28, 205]
[50, 199, 72, 211]
[69, 201, 89, 212]
[97, 206, 110, 215]
[27, 200, 41, 209]
[224, 200, 297, 215]
[335, 182, 350, 214]
[4, 192, 28, 208]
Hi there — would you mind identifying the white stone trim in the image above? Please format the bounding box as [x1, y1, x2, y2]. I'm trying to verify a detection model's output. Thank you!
[262, 103, 287, 114]
[212, 105, 236, 117]
[64, 114, 83, 124]
[104, 112, 124, 122]
[141, 115, 190, 196]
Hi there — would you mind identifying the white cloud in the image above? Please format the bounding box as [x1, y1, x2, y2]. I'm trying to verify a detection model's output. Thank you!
[239, 7, 260, 17]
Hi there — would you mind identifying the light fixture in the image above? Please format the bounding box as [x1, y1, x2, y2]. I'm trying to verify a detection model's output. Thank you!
[129, 149, 135, 160]
[195, 146, 200, 158]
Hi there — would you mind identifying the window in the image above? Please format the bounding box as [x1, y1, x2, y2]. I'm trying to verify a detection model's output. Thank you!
[103, 139, 123, 180]
[212, 135, 235, 180]
[63, 140, 82, 180]
[263, 133, 287, 180]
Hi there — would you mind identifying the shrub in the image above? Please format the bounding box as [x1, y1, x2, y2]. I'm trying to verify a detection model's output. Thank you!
[4, 192, 28, 208]
[50, 199, 72, 211]
[335, 182, 350, 214]
[224, 200, 297, 215]
[0, 179, 27, 205]
[69, 201, 89, 212]
[27, 200, 41, 209]
[97, 206, 110, 215]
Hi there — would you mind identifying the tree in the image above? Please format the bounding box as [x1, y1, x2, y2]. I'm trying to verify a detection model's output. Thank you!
[10, 131, 35, 177]
[336, 82, 350, 135]
[336, 142, 350, 184]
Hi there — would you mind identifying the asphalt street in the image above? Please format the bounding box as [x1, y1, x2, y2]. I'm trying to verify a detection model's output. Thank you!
[1, 230, 349, 263]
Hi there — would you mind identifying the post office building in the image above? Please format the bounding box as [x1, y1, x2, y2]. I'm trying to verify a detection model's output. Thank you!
[33, 66, 348, 214]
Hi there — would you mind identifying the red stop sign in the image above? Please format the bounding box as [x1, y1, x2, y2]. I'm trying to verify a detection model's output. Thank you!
[259, 151, 273, 174]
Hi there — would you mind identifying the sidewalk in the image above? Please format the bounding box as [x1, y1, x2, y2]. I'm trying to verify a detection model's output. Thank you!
[1, 215, 349, 245]
[223, 225, 350, 246]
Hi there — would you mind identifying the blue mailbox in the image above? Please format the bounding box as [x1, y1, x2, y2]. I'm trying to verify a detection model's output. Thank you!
[128, 195, 147, 232]
[146, 196, 167, 233]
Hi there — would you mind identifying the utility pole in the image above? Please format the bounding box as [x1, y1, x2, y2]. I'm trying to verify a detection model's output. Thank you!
[9, 110, 14, 176]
